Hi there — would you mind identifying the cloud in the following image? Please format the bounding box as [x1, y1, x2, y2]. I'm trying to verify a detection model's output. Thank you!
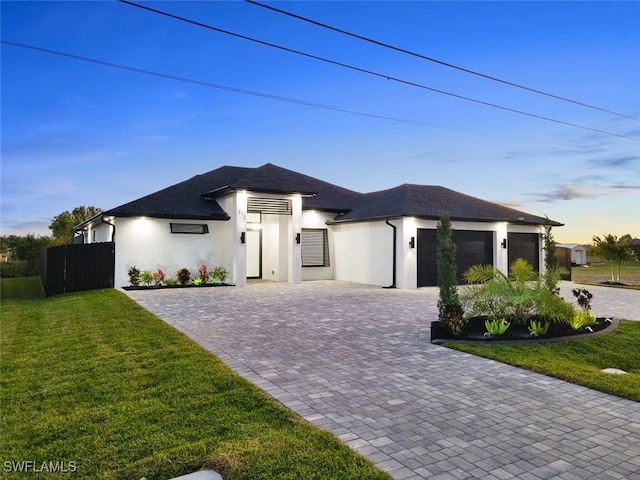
[546, 184, 600, 201]
[590, 154, 640, 168]
[529, 182, 640, 203]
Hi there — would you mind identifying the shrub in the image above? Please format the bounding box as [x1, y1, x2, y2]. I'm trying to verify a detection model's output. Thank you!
[569, 309, 597, 330]
[197, 265, 208, 282]
[176, 268, 191, 285]
[0, 261, 30, 278]
[128, 266, 140, 286]
[140, 270, 154, 286]
[572, 287, 593, 311]
[462, 259, 573, 326]
[485, 318, 510, 336]
[210, 265, 229, 284]
[191, 277, 204, 286]
[153, 268, 165, 286]
[436, 212, 464, 335]
[164, 278, 177, 286]
[528, 319, 550, 336]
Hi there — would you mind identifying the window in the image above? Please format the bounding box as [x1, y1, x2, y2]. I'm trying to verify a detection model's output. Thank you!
[301, 228, 329, 267]
[169, 223, 209, 234]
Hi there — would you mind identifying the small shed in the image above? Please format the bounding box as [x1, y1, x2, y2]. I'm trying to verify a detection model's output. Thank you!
[556, 243, 588, 265]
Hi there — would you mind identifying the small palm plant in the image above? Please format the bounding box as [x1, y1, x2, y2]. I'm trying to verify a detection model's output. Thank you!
[462, 259, 573, 326]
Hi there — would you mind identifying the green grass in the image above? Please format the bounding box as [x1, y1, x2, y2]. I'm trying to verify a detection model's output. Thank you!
[0, 278, 390, 480]
[446, 320, 640, 402]
[572, 262, 640, 288]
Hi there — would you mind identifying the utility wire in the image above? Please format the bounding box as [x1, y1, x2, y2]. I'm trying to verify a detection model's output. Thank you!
[118, 0, 640, 142]
[1, 40, 446, 130]
[246, 0, 640, 123]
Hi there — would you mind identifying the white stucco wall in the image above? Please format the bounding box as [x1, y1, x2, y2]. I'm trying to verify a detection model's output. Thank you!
[85, 222, 112, 243]
[113, 216, 233, 287]
[332, 218, 546, 290]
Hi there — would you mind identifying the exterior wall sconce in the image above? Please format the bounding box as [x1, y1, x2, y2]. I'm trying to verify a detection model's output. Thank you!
[295, 233, 301, 244]
[240, 232, 246, 244]
[501, 238, 507, 249]
[409, 236, 415, 249]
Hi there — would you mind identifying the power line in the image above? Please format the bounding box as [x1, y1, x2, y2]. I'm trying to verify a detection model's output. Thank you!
[245, 0, 640, 123]
[1, 40, 447, 130]
[118, 0, 639, 142]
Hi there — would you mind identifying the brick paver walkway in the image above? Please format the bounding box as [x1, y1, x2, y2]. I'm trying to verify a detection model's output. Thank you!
[126, 281, 640, 480]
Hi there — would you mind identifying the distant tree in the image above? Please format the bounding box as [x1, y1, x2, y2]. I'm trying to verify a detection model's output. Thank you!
[592, 234, 637, 284]
[49, 206, 102, 245]
[0, 234, 52, 276]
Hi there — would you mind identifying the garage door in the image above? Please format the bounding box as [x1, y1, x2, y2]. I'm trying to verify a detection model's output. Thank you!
[417, 229, 494, 287]
[507, 232, 539, 272]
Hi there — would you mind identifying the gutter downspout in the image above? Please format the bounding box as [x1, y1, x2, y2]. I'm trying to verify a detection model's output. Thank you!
[101, 216, 116, 242]
[384, 218, 397, 289]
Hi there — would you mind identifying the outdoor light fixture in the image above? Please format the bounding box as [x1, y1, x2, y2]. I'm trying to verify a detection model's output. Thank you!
[240, 232, 246, 244]
[295, 233, 301, 244]
[409, 236, 415, 249]
[501, 238, 507, 249]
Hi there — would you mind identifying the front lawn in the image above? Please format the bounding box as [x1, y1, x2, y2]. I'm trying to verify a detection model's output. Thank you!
[0, 277, 390, 480]
[445, 320, 640, 402]
[572, 262, 640, 288]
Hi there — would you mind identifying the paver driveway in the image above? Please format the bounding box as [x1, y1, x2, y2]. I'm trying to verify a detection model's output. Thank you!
[126, 281, 640, 480]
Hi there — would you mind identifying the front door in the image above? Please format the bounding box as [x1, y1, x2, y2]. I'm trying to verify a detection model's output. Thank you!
[246, 229, 262, 278]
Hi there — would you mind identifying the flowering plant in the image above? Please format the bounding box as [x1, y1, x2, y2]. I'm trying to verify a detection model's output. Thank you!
[153, 268, 165, 286]
[198, 264, 208, 282]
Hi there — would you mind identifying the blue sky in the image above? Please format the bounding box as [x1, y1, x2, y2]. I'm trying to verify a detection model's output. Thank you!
[2, 1, 639, 243]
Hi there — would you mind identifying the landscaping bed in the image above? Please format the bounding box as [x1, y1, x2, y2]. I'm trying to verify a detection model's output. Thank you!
[431, 316, 617, 344]
[123, 283, 233, 290]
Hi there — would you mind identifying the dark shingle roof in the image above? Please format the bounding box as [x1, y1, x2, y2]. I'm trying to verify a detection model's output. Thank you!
[103, 163, 362, 219]
[100, 164, 559, 226]
[333, 184, 562, 226]
[103, 166, 251, 219]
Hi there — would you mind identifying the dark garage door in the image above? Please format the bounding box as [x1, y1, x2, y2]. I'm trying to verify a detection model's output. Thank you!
[417, 229, 494, 287]
[508, 232, 540, 272]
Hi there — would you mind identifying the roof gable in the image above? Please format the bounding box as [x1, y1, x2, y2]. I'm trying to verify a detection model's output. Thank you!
[205, 163, 363, 212]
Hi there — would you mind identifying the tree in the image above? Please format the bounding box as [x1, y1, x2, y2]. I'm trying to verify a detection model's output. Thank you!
[0, 234, 52, 276]
[591, 234, 637, 284]
[541, 217, 560, 294]
[49, 206, 102, 245]
[436, 212, 464, 335]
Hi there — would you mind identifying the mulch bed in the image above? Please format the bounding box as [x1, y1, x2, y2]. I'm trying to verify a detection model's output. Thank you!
[123, 283, 233, 290]
[431, 316, 618, 344]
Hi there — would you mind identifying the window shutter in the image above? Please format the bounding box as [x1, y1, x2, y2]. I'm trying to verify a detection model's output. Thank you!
[247, 197, 292, 215]
[301, 229, 329, 267]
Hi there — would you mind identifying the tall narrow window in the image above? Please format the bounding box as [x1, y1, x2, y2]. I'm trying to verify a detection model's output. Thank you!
[301, 228, 329, 267]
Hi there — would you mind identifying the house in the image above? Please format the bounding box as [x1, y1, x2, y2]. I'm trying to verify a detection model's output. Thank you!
[630, 239, 640, 259]
[556, 243, 588, 265]
[76, 163, 562, 289]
